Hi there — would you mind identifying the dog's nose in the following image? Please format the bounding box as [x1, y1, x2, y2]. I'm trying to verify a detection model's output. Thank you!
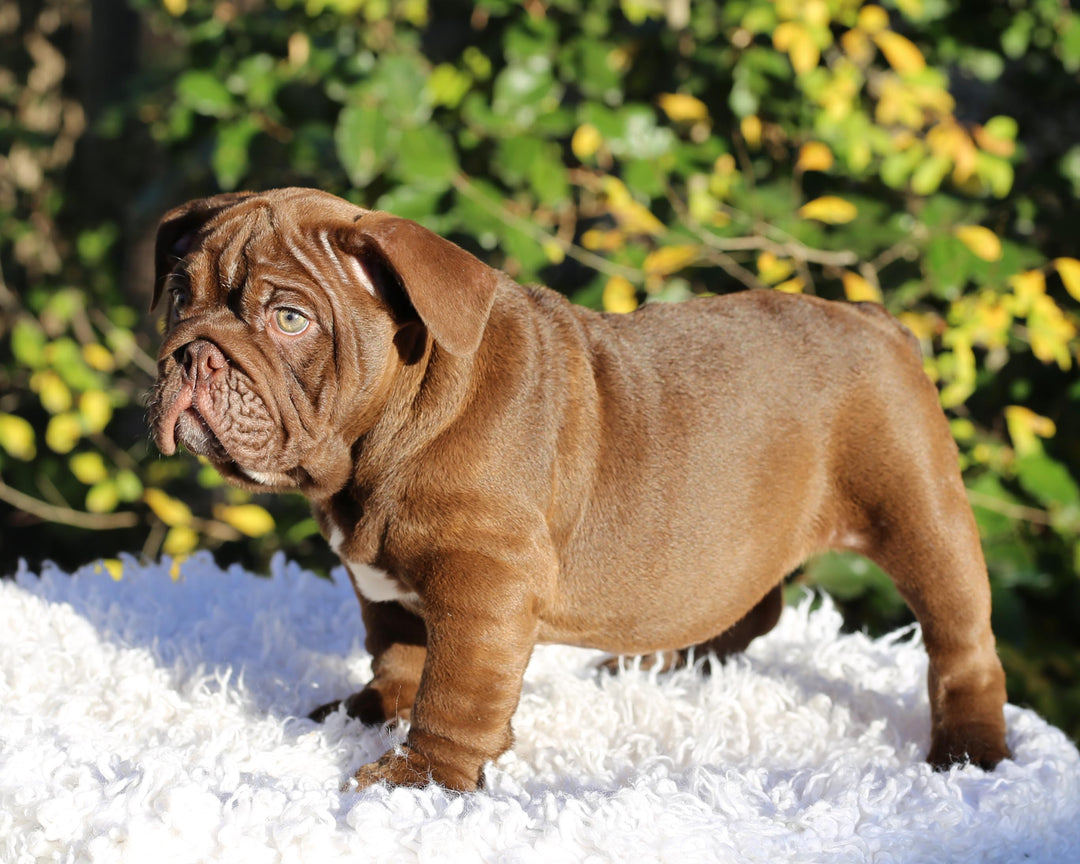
[181, 340, 227, 380]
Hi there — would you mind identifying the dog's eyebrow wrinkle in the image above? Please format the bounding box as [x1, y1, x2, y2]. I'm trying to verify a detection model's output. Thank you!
[318, 229, 352, 287]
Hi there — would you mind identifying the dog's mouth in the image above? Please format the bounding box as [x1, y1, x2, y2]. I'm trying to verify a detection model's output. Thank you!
[152, 342, 295, 488]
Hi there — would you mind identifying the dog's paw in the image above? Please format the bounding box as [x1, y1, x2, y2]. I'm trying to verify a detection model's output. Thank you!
[345, 745, 479, 792]
[928, 722, 1011, 771]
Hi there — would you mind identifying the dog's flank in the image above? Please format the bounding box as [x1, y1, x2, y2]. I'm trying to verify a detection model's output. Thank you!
[150, 187, 1009, 791]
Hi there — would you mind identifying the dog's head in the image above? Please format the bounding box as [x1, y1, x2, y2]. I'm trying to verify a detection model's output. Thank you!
[148, 187, 498, 497]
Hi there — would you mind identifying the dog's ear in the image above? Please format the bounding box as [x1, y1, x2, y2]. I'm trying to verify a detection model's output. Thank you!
[152, 192, 255, 310]
[342, 212, 499, 357]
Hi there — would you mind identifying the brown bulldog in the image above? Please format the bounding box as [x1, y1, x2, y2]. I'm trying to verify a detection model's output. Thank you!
[149, 187, 1010, 791]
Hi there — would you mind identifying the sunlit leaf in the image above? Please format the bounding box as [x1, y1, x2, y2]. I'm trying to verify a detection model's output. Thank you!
[162, 0, 187, 15]
[79, 390, 113, 434]
[571, 123, 602, 160]
[214, 504, 275, 538]
[798, 196, 858, 224]
[85, 481, 119, 514]
[796, 141, 833, 172]
[953, 225, 1002, 262]
[842, 271, 882, 302]
[740, 115, 762, 149]
[0, 413, 36, 461]
[602, 276, 639, 313]
[644, 245, 699, 276]
[45, 413, 81, 454]
[1005, 406, 1056, 458]
[102, 559, 124, 581]
[144, 488, 193, 527]
[775, 277, 805, 294]
[81, 344, 115, 373]
[70, 452, 108, 485]
[657, 93, 709, 123]
[872, 31, 926, 75]
[757, 252, 794, 284]
[1053, 257, 1080, 303]
[857, 5, 889, 33]
[163, 526, 199, 557]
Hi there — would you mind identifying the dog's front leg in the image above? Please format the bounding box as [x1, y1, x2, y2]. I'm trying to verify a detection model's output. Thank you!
[350, 553, 541, 792]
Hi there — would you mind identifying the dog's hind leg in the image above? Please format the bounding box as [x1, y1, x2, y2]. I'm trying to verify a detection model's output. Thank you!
[600, 583, 783, 674]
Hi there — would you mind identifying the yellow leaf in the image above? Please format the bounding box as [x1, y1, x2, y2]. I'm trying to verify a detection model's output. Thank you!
[571, 123, 602, 160]
[70, 451, 108, 485]
[163, 525, 199, 557]
[162, 0, 187, 15]
[757, 252, 794, 285]
[602, 177, 665, 235]
[169, 555, 188, 581]
[542, 240, 565, 265]
[898, 311, 940, 342]
[85, 481, 119, 514]
[1005, 405, 1056, 458]
[45, 413, 81, 454]
[857, 5, 890, 33]
[581, 229, 624, 252]
[796, 142, 834, 173]
[953, 225, 1001, 262]
[1008, 269, 1047, 315]
[103, 559, 124, 581]
[0, 412, 36, 460]
[1053, 257, 1080, 303]
[740, 115, 762, 149]
[603, 276, 639, 314]
[798, 196, 858, 224]
[775, 22, 819, 74]
[801, 0, 830, 28]
[657, 93, 709, 123]
[841, 29, 874, 65]
[144, 488, 193, 527]
[1027, 294, 1077, 370]
[872, 31, 926, 76]
[214, 504, 275, 538]
[82, 343, 115, 372]
[775, 277, 805, 294]
[643, 245, 699, 276]
[32, 370, 72, 414]
[842, 271, 882, 303]
[79, 390, 113, 434]
[973, 124, 1016, 159]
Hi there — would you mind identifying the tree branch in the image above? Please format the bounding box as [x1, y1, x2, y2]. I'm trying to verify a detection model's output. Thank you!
[0, 474, 140, 530]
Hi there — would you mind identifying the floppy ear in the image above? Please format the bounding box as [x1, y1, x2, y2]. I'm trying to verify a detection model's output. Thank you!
[343, 211, 499, 357]
[152, 192, 255, 309]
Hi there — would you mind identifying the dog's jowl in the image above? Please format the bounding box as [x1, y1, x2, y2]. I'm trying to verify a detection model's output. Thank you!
[150, 188, 1010, 791]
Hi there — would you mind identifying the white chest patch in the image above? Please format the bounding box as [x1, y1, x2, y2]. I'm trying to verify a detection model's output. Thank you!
[345, 562, 420, 605]
[326, 525, 419, 605]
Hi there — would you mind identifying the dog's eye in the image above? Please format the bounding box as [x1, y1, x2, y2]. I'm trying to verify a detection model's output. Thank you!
[274, 307, 310, 335]
[169, 285, 190, 320]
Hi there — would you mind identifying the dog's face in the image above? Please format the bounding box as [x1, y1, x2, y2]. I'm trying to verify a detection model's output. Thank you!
[148, 188, 498, 498]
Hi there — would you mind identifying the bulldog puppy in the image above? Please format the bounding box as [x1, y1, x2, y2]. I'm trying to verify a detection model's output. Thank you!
[149, 187, 1010, 791]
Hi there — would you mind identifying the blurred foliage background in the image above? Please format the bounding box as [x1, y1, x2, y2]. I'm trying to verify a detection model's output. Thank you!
[2, 0, 1079, 738]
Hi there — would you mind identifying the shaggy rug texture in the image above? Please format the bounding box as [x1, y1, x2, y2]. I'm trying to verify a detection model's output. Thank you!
[1, 552, 1078, 863]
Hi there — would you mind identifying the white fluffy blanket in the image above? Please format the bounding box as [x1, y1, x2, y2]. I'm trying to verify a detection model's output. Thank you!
[2, 553, 1078, 863]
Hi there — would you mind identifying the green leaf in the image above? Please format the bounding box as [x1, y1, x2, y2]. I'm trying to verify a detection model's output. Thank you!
[176, 70, 235, 117]
[335, 104, 391, 187]
[393, 126, 458, 188]
[212, 117, 260, 191]
[11, 318, 46, 369]
[1016, 455, 1080, 509]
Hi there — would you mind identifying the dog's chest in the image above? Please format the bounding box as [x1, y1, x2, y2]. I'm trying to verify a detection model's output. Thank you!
[327, 524, 421, 607]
